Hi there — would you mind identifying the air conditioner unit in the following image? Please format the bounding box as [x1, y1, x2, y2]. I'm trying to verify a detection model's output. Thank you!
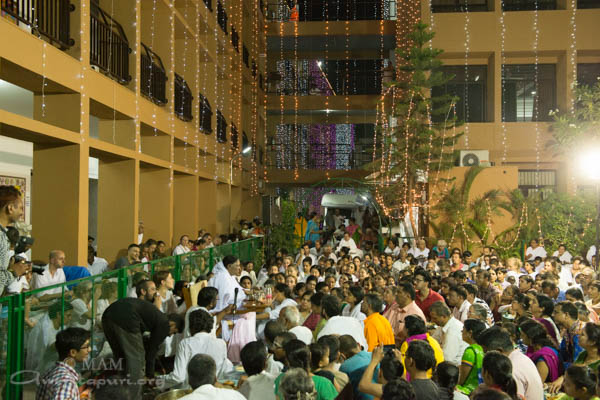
[459, 150, 490, 167]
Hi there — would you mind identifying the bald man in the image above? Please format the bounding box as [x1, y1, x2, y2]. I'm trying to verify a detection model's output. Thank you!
[32, 250, 68, 301]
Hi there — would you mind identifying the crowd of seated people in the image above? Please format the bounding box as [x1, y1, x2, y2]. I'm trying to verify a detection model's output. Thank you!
[6, 186, 600, 399]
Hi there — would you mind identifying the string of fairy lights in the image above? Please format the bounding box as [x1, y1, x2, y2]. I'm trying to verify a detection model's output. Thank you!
[499, 0, 508, 163]
[533, 0, 541, 190]
[250, 0, 260, 195]
[462, 0, 470, 149]
[169, 2, 175, 187]
[194, 0, 201, 173]
[201, 1, 210, 168]
[212, 0, 221, 179]
[182, 0, 190, 170]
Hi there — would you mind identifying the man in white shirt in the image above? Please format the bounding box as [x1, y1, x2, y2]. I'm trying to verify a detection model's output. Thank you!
[336, 232, 362, 258]
[408, 239, 429, 266]
[160, 309, 233, 389]
[525, 238, 547, 261]
[295, 243, 316, 266]
[478, 326, 544, 400]
[384, 239, 401, 258]
[316, 295, 368, 350]
[239, 341, 277, 400]
[553, 244, 572, 264]
[448, 285, 471, 323]
[32, 250, 68, 301]
[429, 301, 468, 366]
[279, 306, 313, 345]
[179, 354, 246, 400]
[87, 245, 108, 276]
[173, 235, 191, 256]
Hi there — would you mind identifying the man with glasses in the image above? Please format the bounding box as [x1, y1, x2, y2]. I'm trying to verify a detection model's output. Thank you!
[36, 327, 91, 400]
[413, 270, 444, 320]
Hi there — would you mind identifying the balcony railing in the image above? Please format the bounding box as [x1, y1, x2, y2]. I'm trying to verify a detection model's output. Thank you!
[141, 42, 168, 105]
[267, 143, 375, 170]
[265, 0, 396, 21]
[217, 0, 228, 34]
[216, 110, 227, 143]
[231, 123, 239, 149]
[175, 73, 193, 122]
[90, 2, 131, 84]
[199, 93, 213, 133]
[1, 0, 75, 49]
[268, 60, 384, 96]
[577, 0, 600, 7]
[502, 0, 556, 10]
[431, 0, 489, 12]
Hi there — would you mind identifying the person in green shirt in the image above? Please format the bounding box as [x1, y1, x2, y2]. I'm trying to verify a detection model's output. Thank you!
[274, 339, 338, 400]
[457, 319, 486, 395]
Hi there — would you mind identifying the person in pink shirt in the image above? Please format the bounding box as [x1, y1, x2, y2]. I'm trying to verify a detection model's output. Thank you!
[384, 281, 426, 343]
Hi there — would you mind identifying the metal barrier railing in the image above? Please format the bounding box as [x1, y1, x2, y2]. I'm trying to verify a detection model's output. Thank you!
[1, 0, 75, 49]
[90, 1, 131, 85]
[0, 237, 262, 400]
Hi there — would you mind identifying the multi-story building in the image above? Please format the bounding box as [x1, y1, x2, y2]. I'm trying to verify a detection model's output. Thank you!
[0, 0, 267, 264]
[263, 0, 600, 220]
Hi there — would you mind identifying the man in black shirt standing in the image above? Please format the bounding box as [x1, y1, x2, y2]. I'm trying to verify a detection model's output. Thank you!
[102, 292, 176, 398]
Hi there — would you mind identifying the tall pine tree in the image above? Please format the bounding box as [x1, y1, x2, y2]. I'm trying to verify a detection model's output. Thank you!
[372, 23, 463, 233]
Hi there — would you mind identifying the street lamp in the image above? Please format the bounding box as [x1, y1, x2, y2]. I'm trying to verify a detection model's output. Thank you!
[229, 145, 252, 233]
[579, 149, 600, 270]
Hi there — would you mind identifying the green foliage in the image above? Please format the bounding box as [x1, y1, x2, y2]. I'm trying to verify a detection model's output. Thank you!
[372, 23, 462, 219]
[433, 182, 597, 257]
[498, 190, 597, 258]
[430, 167, 511, 251]
[548, 81, 600, 154]
[266, 199, 298, 258]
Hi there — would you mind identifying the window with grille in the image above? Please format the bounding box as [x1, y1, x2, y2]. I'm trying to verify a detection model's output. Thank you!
[518, 170, 556, 199]
[431, 65, 488, 122]
[577, 63, 600, 88]
[217, 111, 227, 143]
[502, 64, 556, 122]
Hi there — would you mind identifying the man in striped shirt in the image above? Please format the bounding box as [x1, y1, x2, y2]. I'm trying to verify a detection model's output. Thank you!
[36, 327, 91, 400]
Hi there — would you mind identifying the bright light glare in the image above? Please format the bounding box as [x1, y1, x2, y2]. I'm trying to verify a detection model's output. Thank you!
[317, 61, 322, 67]
[580, 149, 600, 180]
[242, 146, 252, 155]
[360, 195, 368, 201]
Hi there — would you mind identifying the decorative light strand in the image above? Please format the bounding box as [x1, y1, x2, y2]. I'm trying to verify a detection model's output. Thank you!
[182, 0, 191, 170]
[463, 0, 470, 148]
[293, 20, 299, 180]
[169, 2, 175, 187]
[201, 1, 210, 167]
[149, 0, 158, 137]
[533, 0, 540, 189]
[212, 0, 221, 179]
[194, 0, 201, 172]
[41, 42, 47, 117]
[250, 0, 260, 195]
[110, 0, 116, 144]
[134, 0, 141, 152]
[569, 0, 577, 114]
[499, 0, 508, 163]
